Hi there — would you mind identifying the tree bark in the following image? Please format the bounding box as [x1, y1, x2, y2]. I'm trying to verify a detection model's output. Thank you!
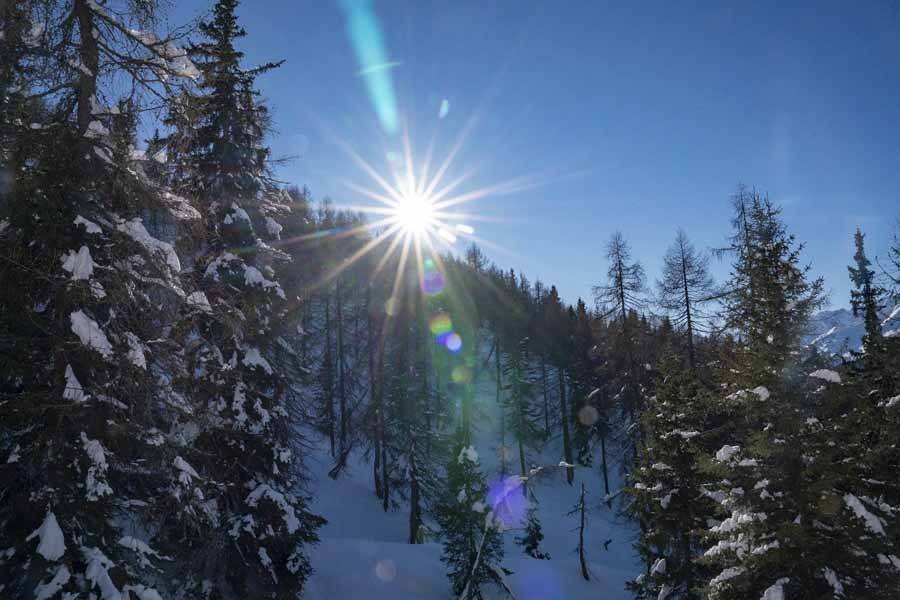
[558, 367, 573, 484]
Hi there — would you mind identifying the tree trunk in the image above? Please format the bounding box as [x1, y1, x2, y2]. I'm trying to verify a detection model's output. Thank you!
[578, 483, 589, 581]
[681, 244, 696, 370]
[558, 367, 573, 484]
[367, 287, 383, 498]
[600, 428, 611, 507]
[336, 278, 347, 456]
[324, 294, 335, 457]
[74, 0, 99, 138]
[408, 446, 421, 544]
[540, 359, 550, 439]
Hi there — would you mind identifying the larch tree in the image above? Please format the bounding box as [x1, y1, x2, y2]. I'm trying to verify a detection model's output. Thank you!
[657, 229, 716, 369]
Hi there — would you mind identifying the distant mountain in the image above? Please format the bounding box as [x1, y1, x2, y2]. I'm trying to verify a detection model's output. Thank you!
[804, 303, 900, 356]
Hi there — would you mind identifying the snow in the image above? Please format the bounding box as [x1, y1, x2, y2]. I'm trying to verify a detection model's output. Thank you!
[118, 536, 168, 569]
[245, 484, 301, 534]
[242, 347, 273, 374]
[117, 218, 181, 272]
[650, 557, 666, 576]
[162, 192, 200, 221]
[34, 565, 71, 600]
[82, 433, 112, 501]
[123, 585, 163, 600]
[27, 510, 66, 561]
[650, 462, 671, 471]
[63, 364, 88, 402]
[822, 567, 844, 597]
[761, 577, 789, 600]
[223, 203, 251, 224]
[7, 445, 20, 464]
[82, 545, 122, 600]
[881, 394, 900, 409]
[709, 566, 744, 590]
[843, 493, 885, 535]
[70, 310, 113, 358]
[809, 369, 842, 384]
[61, 246, 95, 280]
[265, 216, 283, 238]
[751, 386, 770, 401]
[174, 456, 200, 484]
[186, 290, 213, 313]
[715, 445, 741, 463]
[657, 584, 672, 600]
[304, 365, 639, 600]
[204, 253, 286, 298]
[125, 332, 147, 369]
[458, 445, 479, 464]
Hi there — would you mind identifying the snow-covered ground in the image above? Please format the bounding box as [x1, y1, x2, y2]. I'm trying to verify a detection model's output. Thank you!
[303, 376, 639, 599]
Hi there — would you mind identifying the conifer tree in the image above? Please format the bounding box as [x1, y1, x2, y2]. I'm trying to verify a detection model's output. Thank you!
[437, 441, 511, 600]
[516, 506, 550, 559]
[627, 353, 729, 600]
[847, 227, 885, 343]
[0, 1, 203, 596]
[502, 338, 543, 490]
[657, 229, 716, 369]
[163, 0, 322, 594]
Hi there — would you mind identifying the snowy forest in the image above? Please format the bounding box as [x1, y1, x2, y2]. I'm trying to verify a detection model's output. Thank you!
[1, 1, 900, 599]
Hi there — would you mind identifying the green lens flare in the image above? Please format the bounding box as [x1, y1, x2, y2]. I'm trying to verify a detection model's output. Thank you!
[339, 0, 398, 135]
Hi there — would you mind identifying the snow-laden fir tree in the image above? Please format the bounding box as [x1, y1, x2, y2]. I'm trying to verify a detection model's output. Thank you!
[1, 0, 202, 596]
[516, 505, 550, 559]
[627, 352, 732, 600]
[437, 440, 512, 600]
[697, 193, 899, 598]
[162, 0, 322, 595]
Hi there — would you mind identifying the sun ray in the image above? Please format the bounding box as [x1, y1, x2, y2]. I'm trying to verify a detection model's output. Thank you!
[315, 221, 405, 289]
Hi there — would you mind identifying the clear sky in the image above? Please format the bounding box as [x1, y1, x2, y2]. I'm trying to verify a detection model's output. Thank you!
[168, 0, 900, 309]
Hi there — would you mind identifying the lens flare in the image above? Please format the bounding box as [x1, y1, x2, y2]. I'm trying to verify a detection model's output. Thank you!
[444, 332, 463, 353]
[429, 313, 453, 336]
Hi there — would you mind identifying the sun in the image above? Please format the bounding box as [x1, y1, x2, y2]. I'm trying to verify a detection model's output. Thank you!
[395, 193, 436, 234]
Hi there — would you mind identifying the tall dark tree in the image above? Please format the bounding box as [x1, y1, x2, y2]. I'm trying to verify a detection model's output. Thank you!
[657, 229, 716, 369]
[164, 1, 322, 595]
[0, 0, 203, 596]
[847, 227, 884, 343]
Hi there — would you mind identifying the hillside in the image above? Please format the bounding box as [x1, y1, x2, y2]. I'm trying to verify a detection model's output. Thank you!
[303, 372, 639, 600]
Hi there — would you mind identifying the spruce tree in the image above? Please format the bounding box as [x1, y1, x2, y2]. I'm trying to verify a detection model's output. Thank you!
[847, 227, 885, 343]
[516, 506, 550, 559]
[1, 1, 202, 596]
[437, 440, 511, 600]
[162, 0, 322, 595]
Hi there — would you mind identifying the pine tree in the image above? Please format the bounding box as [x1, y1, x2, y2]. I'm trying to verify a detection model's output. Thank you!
[162, 1, 322, 595]
[438, 440, 511, 600]
[516, 506, 550, 559]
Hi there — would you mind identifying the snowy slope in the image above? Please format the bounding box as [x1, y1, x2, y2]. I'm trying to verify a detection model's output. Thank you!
[803, 303, 900, 356]
[303, 376, 639, 599]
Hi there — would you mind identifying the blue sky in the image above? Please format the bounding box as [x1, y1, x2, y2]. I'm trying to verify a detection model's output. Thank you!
[169, 0, 900, 308]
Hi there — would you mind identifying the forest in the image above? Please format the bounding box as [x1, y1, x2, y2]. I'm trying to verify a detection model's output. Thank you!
[1, 1, 899, 599]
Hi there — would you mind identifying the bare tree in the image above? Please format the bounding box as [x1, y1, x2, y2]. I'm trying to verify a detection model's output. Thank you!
[656, 229, 716, 369]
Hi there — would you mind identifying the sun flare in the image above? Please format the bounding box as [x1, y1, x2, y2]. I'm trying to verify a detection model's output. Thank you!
[395, 193, 436, 234]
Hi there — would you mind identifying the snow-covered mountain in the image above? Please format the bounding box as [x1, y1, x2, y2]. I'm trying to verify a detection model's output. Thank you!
[804, 303, 900, 356]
